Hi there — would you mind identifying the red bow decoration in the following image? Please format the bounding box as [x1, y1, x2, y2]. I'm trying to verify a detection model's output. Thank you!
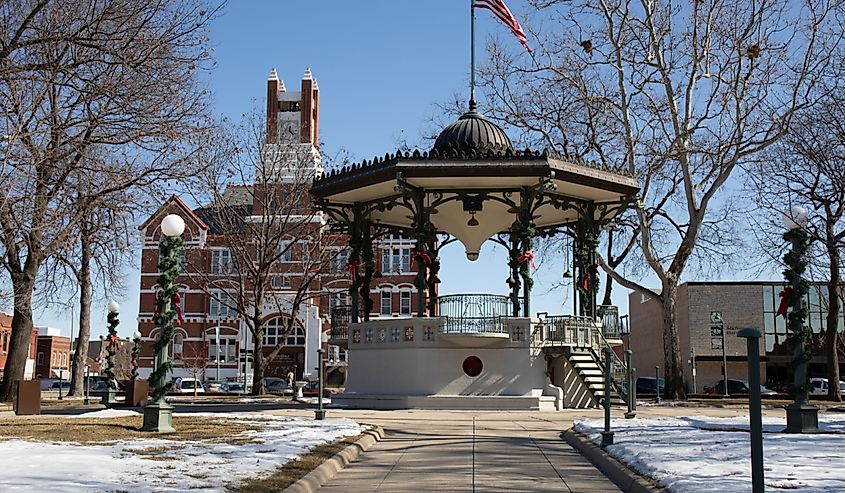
[517, 251, 536, 269]
[172, 292, 184, 324]
[107, 334, 121, 351]
[131, 357, 137, 367]
[411, 249, 432, 266]
[581, 263, 599, 291]
[777, 287, 792, 319]
[346, 261, 359, 281]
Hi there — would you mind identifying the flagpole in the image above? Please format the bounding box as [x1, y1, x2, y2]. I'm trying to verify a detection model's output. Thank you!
[470, 0, 476, 110]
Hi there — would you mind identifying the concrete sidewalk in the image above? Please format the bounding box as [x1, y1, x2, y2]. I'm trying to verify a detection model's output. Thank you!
[312, 409, 621, 492]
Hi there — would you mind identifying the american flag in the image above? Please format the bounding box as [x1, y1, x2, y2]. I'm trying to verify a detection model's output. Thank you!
[473, 0, 530, 52]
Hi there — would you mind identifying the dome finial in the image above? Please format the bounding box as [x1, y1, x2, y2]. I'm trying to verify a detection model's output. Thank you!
[469, 98, 477, 112]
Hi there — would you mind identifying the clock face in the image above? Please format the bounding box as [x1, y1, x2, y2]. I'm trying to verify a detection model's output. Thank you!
[710, 311, 723, 324]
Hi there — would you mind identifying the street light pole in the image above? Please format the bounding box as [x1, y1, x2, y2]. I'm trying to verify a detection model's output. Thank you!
[142, 214, 185, 433]
[781, 206, 819, 433]
[315, 331, 329, 420]
[601, 347, 614, 446]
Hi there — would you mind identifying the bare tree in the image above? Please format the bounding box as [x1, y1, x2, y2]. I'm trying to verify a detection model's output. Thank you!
[747, 93, 845, 401]
[0, 0, 221, 401]
[186, 111, 339, 395]
[476, 0, 845, 398]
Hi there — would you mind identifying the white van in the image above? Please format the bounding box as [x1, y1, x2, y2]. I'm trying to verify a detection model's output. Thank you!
[810, 378, 845, 395]
[175, 378, 205, 393]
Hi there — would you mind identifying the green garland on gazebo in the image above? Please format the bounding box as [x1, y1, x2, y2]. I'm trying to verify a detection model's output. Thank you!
[148, 234, 183, 402]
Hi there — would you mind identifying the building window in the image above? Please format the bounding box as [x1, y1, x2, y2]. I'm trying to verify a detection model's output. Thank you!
[380, 291, 392, 316]
[37, 352, 44, 365]
[285, 326, 306, 346]
[271, 275, 291, 290]
[209, 290, 237, 319]
[331, 249, 349, 275]
[211, 249, 234, 274]
[400, 291, 412, 315]
[172, 333, 183, 360]
[279, 242, 293, 262]
[208, 336, 236, 363]
[52, 351, 57, 366]
[330, 291, 349, 309]
[762, 284, 845, 352]
[381, 248, 411, 274]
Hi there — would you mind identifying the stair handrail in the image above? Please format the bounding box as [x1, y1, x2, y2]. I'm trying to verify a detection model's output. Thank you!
[591, 327, 629, 400]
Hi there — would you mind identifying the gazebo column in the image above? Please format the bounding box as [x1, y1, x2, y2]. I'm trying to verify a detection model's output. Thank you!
[507, 233, 521, 317]
[409, 189, 431, 318]
[347, 205, 365, 324]
[575, 203, 600, 318]
[514, 188, 538, 318]
[425, 234, 441, 316]
[359, 219, 374, 321]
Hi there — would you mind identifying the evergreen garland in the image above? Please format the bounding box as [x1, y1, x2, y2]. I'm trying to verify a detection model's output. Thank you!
[131, 336, 140, 381]
[783, 227, 813, 397]
[105, 311, 120, 390]
[148, 235, 183, 402]
[575, 229, 600, 315]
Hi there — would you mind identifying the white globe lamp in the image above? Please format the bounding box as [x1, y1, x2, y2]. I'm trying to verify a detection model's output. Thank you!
[107, 301, 120, 313]
[161, 214, 186, 237]
[782, 206, 808, 230]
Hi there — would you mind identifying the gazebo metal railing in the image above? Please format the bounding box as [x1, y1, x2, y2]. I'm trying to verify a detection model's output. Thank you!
[437, 293, 510, 334]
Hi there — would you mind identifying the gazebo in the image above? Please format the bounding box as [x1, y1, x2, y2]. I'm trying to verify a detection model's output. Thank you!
[311, 101, 640, 409]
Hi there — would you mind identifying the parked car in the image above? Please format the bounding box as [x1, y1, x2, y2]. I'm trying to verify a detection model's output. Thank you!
[220, 382, 245, 394]
[810, 378, 845, 395]
[262, 377, 286, 392]
[704, 379, 776, 395]
[46, 381, 70, 392]
[175, 378, 205, 393]
[265, 379, 292, 395]
[635, 377, 665, 394]
[205, 381, 223, 392]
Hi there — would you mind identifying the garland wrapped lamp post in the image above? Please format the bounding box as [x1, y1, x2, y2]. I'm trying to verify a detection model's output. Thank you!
[142, 214, 185, 433]
[103, 301, 120, 405]
[781, 206, 819, 433]
[131, 330, 142, 381]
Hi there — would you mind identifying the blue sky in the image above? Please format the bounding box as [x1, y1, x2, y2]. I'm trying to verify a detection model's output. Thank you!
[37, 0, 630, 338]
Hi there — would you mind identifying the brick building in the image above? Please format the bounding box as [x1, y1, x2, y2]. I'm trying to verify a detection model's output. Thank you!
[629, 281, 845, 393]
[0, 312, 38, 381]
[35, 327, 71, 379]
[136, 68, 421, 384]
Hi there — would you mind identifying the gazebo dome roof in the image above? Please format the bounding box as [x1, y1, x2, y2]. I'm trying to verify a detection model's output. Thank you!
[432, 102, 513, 156]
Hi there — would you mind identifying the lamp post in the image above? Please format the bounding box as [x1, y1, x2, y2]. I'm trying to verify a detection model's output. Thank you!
[142, 213, 185, 433]
[315, 331, 329, 420]
[655, 365, 661, 404]
[781, 206, 819, 433]
[738, 327, 765, 493]
[624, 349, 636, 419]
[131, 330, 141, 380]
[601, 347, 614, 446]
[103, 301, 120, 405]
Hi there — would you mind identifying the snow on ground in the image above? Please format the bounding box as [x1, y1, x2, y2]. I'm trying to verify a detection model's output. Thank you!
[0, 411, 366, 492]
[575, 414, 845, 492]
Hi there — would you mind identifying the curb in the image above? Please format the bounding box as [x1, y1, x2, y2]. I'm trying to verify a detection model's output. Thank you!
[563, 429, 664, 493]
[283, 425, 385, 493]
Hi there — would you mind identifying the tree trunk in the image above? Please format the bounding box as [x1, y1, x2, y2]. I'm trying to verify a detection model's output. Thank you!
[826, 243, 842, 401]
[660, 279, 686, 400]
[69, 231, 92, 396]
[0, 276, 36, 402]
[251, 324, 265, 396]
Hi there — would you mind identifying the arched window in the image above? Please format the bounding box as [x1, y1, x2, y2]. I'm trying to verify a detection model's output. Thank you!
[262, 318, 305, 347]
[171, 333, 184, 360]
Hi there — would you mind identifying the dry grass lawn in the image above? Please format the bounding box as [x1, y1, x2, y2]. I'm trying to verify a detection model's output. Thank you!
[231, 433, 364, 493]
[0, 415, 256, 443]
